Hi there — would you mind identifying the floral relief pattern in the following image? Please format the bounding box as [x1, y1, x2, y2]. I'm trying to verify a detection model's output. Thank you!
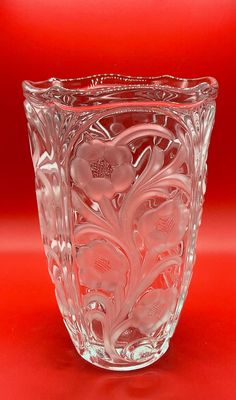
[71, 123, 191, 364]
[137, 197, 189, 252]
[70, 140, 135, 201]
[76, 240, 129, 291]
[23, 74, 217, 370]
[132, 288, 177, 335]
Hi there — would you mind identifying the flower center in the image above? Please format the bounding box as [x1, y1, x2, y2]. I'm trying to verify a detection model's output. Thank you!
[90, 159, 113, 179]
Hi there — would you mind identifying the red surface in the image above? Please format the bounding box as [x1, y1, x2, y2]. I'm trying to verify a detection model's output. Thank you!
[1, 1, 236, 399]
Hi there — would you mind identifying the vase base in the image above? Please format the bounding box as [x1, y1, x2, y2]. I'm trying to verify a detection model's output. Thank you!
[77, 339, 170, 371]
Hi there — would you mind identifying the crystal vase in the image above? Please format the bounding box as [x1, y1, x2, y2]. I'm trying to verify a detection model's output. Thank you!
[22, 74, 218, 371]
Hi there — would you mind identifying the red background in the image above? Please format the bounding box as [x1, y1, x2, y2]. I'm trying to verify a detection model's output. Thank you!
[1, 1, 236, 399]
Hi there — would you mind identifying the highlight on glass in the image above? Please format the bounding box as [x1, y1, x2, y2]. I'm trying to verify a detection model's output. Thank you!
[22, 74, 218, 370]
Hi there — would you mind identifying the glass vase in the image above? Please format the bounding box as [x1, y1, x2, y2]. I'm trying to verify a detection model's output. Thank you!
[22, 74, 218, 371]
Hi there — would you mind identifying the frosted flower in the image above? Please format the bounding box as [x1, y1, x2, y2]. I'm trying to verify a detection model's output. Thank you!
[70, 139, 135, 201]
[132, 288, 176, 334]
[76, 240, 129, 291]
[138, 197, 189, 252]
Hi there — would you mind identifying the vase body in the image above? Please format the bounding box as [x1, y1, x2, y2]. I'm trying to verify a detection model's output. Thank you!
[23, 74, 218, 371]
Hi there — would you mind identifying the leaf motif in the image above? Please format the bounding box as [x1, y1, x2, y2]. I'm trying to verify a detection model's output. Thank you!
[113, 123, 174, 146]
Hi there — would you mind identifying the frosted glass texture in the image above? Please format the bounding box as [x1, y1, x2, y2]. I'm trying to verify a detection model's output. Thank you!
[23, 74, 218, 370]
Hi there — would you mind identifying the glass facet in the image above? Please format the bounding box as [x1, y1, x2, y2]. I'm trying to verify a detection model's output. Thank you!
[22, 74, 218, 371]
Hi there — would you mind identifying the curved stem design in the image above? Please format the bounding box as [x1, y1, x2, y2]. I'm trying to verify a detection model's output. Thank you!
[70, 122, 191, 362]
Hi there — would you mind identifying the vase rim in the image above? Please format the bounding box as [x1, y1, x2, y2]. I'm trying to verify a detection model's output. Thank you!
[22, 74, 218, 109]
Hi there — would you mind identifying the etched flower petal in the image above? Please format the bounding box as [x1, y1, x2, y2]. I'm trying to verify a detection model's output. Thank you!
[77, 240, 129, 291]
[132, 288, 176, 335]
[76, 140, 104, 161]
[154, 198, 189, 248]
[111, 164, 135, 192]
[138, 198, 189, 251]
[104, 145, 132, 166]
[73, 140, 134, 200]
[70, 158, 92, 188]
[85, 178, 114, 201]
[165, 203, 189, 246]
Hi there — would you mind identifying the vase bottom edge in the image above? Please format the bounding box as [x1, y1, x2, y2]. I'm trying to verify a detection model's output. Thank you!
[76, 339, 170, 371]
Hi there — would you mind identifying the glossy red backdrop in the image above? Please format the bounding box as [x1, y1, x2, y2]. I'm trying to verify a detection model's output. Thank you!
[1, 1, 236, 399]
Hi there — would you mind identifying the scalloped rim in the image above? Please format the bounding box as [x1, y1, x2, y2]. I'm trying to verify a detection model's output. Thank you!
[22, 73, 218, 96]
